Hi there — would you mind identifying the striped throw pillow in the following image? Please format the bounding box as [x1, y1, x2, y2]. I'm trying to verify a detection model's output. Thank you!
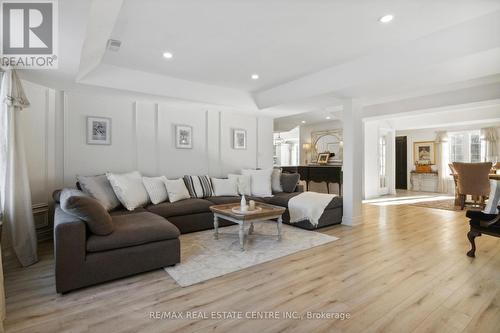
[183, 175, 214, 198]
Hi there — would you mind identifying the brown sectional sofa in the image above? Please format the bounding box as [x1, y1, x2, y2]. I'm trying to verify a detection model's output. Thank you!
[54, 189, 342, 293]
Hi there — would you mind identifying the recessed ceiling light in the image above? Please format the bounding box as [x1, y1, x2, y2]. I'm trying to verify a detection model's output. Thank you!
[379, 14, 394, 23]
[301, 120, 306, 124]
[326, 116, 331, 120]
[162, 52, 173, 59]
[251, 74, 259, 80]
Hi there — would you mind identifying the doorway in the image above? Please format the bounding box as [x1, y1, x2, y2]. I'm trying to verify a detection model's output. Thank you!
[395, 136, 407, 189]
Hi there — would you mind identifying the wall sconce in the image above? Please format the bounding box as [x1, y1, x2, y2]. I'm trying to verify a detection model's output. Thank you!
[302, 143, 311, 164]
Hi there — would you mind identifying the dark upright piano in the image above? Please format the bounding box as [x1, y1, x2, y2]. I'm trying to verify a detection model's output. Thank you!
[281, 165, 342, 195]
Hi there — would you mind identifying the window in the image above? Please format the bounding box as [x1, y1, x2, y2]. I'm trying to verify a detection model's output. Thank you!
[448, 131, 484, 163]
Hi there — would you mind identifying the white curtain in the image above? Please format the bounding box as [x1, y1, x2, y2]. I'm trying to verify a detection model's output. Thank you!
[481, 127, 498, 161]
[0, 69, 38, 268]
[435, 131, 450, 194]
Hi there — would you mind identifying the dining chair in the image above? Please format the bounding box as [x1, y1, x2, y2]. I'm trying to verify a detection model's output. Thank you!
[452, 162, 492, 210]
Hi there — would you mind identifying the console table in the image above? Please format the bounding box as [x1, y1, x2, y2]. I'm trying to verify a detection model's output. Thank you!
[281, 165, 342, 194]
[410, 171, 439, 192]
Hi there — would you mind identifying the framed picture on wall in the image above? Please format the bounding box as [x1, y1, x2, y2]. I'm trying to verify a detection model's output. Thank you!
[87, 116, 111, 145]
[175, 124, 193, 149]
[232, 129, 247, 150]
[413, 141, 436, 164]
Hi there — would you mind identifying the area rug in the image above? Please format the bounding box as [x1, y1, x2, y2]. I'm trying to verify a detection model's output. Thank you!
[409, 198, 461, 211]
[164, 221, 338, 287]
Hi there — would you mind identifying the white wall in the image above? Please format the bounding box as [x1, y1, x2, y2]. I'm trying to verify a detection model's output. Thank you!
[58, 91, 273, 185]
[20, 80, 274, 237]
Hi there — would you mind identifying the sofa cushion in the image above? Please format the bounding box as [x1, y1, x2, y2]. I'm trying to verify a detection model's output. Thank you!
[106, 171, 150, 211]
[110, 207, 148, 216]
[164, 178, 191, 203]
[206, 196, 241, 205]
[146, 198, 213, 218]
[60, 189, 114, 236]
[267, 192, 343, 209]
[203, 195, 271, 206]
[271, 168, 283, 192]
[86, 212, 179, 252]
[281, 173, 300, 193]
[142, 176, 168, 204]
[183, 175, 214, 198]
[211, 178, 239, 196]
[267, 192, 301, 207]
[77, 174, 121, 211]
[242, 169, 273, 197]
[228, 174, 251, 196]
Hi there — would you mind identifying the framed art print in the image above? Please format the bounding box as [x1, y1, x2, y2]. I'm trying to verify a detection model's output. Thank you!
[232, 129, 247, 150]
[413, 141, 435, 164]
[87, 117, 111, 145]
[317, 152, 330, 164]
[175, 124, 193, 149]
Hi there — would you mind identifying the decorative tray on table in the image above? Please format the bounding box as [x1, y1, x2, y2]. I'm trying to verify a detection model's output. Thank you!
[231, 206, 263, 215]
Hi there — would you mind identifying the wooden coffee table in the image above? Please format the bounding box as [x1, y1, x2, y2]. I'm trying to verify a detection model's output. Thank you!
[210, 202, 286, 251]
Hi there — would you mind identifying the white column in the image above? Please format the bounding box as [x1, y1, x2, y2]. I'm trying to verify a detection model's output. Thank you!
[342, 99, 363, 226]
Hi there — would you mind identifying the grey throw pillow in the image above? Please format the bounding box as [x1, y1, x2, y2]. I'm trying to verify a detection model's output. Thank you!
[60, 188, 114, 235]
[77, 174, 121, 211]
[281, 173, 300, 193]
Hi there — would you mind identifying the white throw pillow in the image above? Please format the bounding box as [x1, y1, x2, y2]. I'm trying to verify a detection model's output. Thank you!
[484, 180, 500, 214]
[228, 174, 252, 196]
[271, 168, 283, 193]
[211, 178, 239, 196]
[142, 176, 168, 204]
[242, 169, 273, 197]
[106, 171, 150, 211]
[77, 174, 121, 211]
[164, 178, 191, 203]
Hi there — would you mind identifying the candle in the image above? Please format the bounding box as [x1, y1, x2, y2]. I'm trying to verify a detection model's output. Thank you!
[249, 200, 256, 211]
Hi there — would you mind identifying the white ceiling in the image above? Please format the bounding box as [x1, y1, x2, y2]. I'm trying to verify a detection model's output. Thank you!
[19, 0, 500, 119]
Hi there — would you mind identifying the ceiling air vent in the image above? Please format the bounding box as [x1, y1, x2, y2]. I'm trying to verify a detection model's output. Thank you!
[107, 39, 121, 52]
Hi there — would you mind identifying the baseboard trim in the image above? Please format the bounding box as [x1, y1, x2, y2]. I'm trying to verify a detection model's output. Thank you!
[341, 215, 362, 226]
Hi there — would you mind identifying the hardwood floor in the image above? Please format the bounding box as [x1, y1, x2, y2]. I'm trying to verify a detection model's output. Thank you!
[3, 201, 500, 333]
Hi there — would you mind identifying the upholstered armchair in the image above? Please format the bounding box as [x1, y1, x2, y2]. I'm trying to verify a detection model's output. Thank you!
[466, 210, 500, 257]
[452, 162, 492, 210]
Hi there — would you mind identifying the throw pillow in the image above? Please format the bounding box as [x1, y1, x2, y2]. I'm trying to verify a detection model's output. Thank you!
[211, 178, 239, 196]
[60, 188, 114, 235]
[165, 178, 191, 203]
[143, 176, 168, 204]
[77, 174, 121, 211]
[106, 171, 150, 211]
[52, 189, 62, 203]
[484, 180, 500, 214]
[271, 168, 283, 193]
[228, 174, 252, 196]
[281, 173, 300, 193]
[183, 175, 214, 198]
[242, 169, 273, 197]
